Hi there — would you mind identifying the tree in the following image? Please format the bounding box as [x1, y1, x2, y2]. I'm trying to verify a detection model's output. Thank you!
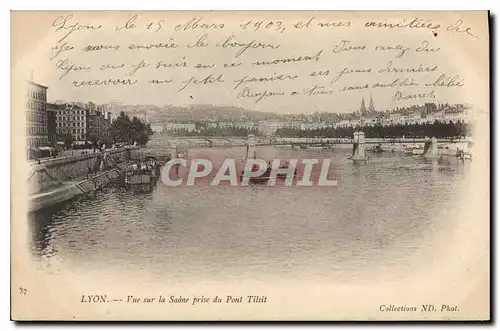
[108, 112, 153, 145]
[273, 121, 471, 139]
[86, 134, 98, 144]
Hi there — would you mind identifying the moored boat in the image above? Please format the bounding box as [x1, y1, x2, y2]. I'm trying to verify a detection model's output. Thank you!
[249, 167, 273, 184]
[412, 148, 424, 156]
[276, 164, 298, 179]
[403, 144, 419, 155]
[240, 163, 272, 184]
[125, 168, 153, 186]
[144, 155, 164, 178]
[456, 149, 473, 161]
[123, 158, 158, 189]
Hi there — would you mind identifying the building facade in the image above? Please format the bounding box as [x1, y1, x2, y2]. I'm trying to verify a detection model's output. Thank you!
[166, 123, 196, 132]
[258, 120, 288, 136]
[26, 81, 48, 148]
[151, 124, 164, 134]
[55, 102, 111, 143]
[46, 103, 64, 146]
[232, 121, 259, 130]
[56, 103, 88, 141]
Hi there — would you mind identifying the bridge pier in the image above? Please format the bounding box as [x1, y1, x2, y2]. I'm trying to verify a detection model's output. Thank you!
[246, 134, 256, 159]
[170, 143, 178, 159]
[351, 131, 368, 163]
[423, 136, 439, 159]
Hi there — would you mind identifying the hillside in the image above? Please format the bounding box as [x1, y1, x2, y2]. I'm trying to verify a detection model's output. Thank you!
[111, 104, 281, 123]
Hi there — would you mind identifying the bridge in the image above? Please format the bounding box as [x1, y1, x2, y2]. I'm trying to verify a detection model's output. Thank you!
[256, 137, 462, 146]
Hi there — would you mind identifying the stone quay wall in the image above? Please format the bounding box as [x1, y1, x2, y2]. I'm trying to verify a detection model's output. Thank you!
[28, 147, 140, 194]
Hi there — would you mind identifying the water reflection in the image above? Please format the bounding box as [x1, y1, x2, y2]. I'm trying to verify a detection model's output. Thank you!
[29, 207, 59, 259]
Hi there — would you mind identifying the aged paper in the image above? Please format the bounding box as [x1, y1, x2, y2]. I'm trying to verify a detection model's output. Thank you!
[11, 11, 490, 321]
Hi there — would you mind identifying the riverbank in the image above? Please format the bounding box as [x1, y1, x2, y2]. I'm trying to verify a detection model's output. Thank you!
[29, 166, 127, 213]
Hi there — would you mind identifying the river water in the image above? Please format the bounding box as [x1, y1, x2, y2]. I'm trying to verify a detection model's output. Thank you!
[28, 146, 471, 284]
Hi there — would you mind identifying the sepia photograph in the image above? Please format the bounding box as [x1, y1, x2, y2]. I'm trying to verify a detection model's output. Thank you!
[10, 10, 490, 321]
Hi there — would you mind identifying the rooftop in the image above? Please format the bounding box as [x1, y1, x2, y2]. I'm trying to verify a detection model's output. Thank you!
[27, 80, 48, 89]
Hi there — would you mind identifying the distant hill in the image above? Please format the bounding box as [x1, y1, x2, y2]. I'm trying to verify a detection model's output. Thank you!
[111, 104, 282, 123]
[61, 101, 464, 124]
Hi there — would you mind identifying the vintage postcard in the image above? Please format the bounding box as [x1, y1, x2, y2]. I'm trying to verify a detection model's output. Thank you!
[11, 11, 490, 321]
